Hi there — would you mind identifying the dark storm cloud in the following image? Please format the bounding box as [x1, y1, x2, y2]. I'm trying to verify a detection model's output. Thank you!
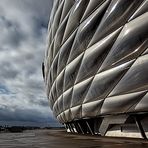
[0, 0, 57, 126]
[0, 16, 26, 47]
[0, 105, 49, 122]
[0, 61, 19, 79]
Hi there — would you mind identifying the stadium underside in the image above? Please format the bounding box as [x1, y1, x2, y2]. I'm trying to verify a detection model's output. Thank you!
[65, 113, 148, 139]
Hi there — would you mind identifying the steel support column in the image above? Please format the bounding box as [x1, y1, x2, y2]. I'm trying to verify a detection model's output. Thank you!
[134, 116, 147, 139]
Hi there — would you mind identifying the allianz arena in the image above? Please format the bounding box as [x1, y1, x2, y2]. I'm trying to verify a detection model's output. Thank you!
[43, 0, 148, 138]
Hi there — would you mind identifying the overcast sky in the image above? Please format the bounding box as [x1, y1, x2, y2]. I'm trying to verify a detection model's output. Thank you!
[0, 0, 59, 126]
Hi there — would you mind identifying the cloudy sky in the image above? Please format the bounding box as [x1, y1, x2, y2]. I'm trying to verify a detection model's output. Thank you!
[0, 0, 60, 126]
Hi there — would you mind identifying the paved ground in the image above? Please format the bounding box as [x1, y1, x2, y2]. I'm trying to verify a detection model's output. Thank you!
[0, 129, 148, 148]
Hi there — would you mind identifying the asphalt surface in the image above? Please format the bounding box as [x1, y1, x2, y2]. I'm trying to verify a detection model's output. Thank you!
[0, 129, 148, 148]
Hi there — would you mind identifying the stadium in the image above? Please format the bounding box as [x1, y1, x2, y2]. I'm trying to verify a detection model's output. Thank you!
[43, 0, 148, 139]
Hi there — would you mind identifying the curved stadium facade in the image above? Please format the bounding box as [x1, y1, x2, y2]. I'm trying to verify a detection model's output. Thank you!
[43, 0, 148, 138]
